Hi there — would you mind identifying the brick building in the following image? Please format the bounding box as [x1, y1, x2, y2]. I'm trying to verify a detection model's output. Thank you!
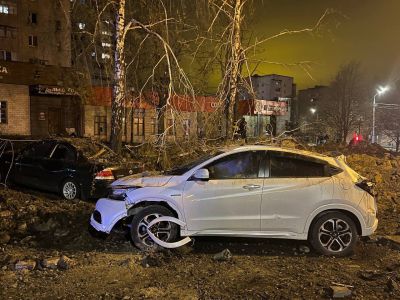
[0, 0, 80, 137]
[83, 87, 223, 143]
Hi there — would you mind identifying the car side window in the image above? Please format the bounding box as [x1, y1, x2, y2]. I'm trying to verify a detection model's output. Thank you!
[269, 153, 325, 178]
[23, 142, 55, 159]
[51, 144, 76, 161]
[205, 151, 261, 179]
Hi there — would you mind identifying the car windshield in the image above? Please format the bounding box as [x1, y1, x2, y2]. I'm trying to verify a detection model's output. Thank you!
[164, 151, 224, 176]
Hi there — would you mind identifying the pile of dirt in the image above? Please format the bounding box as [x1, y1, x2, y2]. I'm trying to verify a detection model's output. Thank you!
[346, 152, 400, 235]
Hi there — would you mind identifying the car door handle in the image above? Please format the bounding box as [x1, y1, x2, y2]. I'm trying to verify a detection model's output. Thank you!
[243, 184, 261, 191]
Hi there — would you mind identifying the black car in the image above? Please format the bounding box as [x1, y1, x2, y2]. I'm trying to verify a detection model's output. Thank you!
[0, 139, 141, 200]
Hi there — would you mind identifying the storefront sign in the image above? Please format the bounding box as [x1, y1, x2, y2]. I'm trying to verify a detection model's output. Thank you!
[0, 66, 8, 74]
[254, 100, 288, 116]
[32, 85, 76, 96]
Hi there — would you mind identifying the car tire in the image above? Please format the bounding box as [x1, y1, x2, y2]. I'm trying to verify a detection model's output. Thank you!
[61, 179, 80, 200]
[130, 205, 179, 251]
[310, 212, 358, 257]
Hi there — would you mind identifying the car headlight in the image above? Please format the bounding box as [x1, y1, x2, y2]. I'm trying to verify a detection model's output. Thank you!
[108, 186, 139, 201]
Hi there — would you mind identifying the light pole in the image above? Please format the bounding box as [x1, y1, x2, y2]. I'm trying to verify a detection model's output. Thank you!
[372, 86, 389, 143]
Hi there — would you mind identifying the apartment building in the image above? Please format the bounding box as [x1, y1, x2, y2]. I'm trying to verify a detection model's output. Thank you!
[241, 74, 296, 136]
[0, 0, 79, 137]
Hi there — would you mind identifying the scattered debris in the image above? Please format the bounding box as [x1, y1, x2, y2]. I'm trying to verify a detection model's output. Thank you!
[329, 285, 352, 298]
[213, 249, 232, 261]
[298, 245, 310, 254]
[0, 232, 10, 244]
[359, 270, 385, 281]
[387, 278, 400, 293]
[14, 260, 36, 271]
[378, 236, 400, 251]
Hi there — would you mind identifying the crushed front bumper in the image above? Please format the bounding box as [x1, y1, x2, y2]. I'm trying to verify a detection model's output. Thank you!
[90, 198, 128, 234]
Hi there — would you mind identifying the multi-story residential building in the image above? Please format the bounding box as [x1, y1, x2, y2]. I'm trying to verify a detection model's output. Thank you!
[0, 0, 71, 66]
[296, 85, 330, 125]
[0, 0, 78, 137]
[241, 74, 295, 136]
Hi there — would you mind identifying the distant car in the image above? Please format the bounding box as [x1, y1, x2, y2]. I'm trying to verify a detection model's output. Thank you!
[0, 139, 140, 200]
[90, 145, 378, 256]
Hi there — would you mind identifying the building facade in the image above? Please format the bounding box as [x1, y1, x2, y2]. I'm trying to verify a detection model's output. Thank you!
[0, 1, 79, 137]
[296, 85, 330, 125]
[241, 74, 295, 136]
[0, 0, 71, 66]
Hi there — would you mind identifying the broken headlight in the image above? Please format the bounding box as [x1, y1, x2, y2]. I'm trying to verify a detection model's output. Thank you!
[108, 186, 139, 201]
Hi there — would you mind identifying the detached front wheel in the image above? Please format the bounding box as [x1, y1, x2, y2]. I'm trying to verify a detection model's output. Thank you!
[310, 212, 358, 257]
[130, 205, 178, 251]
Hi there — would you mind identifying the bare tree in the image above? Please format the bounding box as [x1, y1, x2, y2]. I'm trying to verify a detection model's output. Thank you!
[323, 62, 366, 143]
[379, 108, 400, 152]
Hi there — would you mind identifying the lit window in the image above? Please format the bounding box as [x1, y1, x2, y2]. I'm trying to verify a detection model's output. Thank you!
[0, 4, 9, 14]
[78, 22, 85, 30]
[101, 42, 111, 48]
[0, 101, 7, 124]
[101, 31, 112, 36]
[101, 53, 110, 59]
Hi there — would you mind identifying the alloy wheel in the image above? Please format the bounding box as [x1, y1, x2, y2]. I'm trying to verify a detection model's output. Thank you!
[63, 182, 77, 200]
[137, 213, 172, 247]
[318, 218, 353, 253]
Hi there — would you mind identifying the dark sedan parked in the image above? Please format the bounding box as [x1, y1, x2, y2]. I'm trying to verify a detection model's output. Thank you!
[0, 139, 141, 200]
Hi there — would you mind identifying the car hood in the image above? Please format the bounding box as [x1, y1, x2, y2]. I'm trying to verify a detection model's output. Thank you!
[111, 174, 174, 188]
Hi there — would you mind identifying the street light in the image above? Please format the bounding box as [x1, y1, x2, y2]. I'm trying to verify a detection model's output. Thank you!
[372, 85, 390, 143]
[310, 107, 316, 114]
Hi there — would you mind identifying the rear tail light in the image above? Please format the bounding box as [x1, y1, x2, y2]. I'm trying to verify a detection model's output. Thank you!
[356, 180, 375, 197]
[95, 168, 115, 180]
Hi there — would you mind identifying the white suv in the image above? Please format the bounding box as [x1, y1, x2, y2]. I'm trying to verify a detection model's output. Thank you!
[90, 146, 378, 256]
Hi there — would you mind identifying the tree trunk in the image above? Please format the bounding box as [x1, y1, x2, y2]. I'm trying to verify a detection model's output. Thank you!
[225, 0, 242, 139]
[110, 0, 126, 153]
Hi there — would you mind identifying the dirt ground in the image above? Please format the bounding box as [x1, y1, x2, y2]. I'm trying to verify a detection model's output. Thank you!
[1, 145, 400, 299]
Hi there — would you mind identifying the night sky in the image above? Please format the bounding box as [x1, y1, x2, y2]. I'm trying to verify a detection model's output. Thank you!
[243, 0, 400, 90]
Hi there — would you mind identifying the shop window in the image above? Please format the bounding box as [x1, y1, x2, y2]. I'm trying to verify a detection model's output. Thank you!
[0, 101, 7, 123]
[28, 35, 38, 47]
[183, 119, 190, 137]
[167, 119, 175, 136]
[133, 109, 144, 136]
[94, 116, 107, 136]
[150, 117, 157, 135]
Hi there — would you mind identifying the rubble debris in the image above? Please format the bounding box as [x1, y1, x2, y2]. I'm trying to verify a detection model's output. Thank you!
[140, 254, 162, 268]
[0, 210, 12, 218]
[32, 218, 58, 233]
[387, 278, 400, 293]
[329, 285, 352, 298]
[57, 255, 75, 270]
[378, 236, 400, 251]
[213, 249, 232, 261]
[14, 260, 36, 271]
[359, 270, 385, 281]
[0, 232, 10, 244]
[298, 245, 310, 254]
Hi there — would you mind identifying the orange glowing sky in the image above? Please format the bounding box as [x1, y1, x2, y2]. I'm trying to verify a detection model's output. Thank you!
[203, 0, 400, 91]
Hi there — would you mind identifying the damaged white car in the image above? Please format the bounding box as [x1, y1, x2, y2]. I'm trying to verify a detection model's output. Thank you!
[90, 146, 378, 256]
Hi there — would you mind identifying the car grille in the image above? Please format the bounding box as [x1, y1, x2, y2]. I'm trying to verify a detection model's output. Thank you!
[93, 210, 102, 224]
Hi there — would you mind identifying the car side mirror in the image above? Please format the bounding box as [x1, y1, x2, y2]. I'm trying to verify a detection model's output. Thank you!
[192, 168, 209, 181]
